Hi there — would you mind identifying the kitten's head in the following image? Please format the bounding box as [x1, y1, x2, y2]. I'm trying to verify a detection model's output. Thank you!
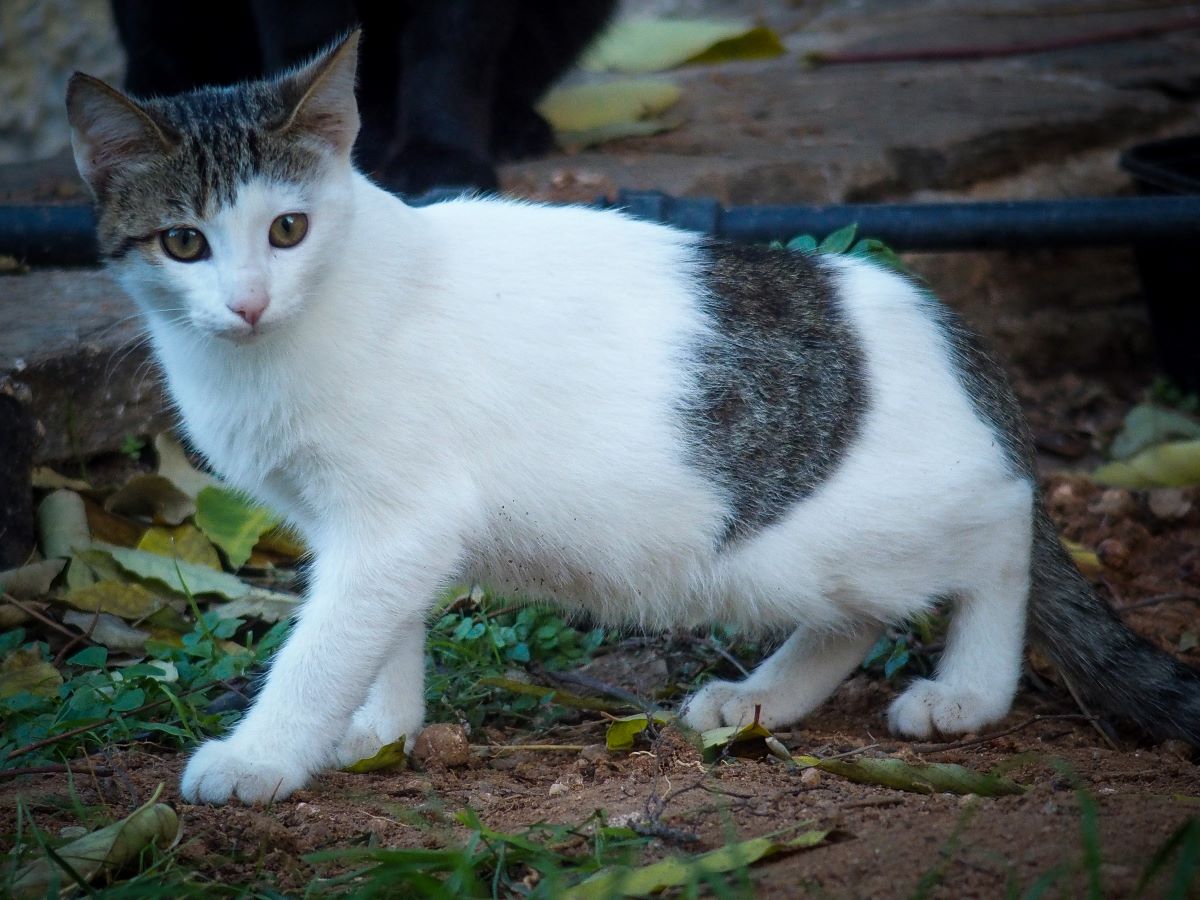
[66, 32, 361, 342]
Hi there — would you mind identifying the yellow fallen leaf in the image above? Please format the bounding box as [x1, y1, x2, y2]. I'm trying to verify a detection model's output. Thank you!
[254, 525, 307, 559]
[138, 524, 223, 570]
[60, 580, 163, 620]
[1061, 538, 1102, 575]
[539, 79, 682, 149]
[0, 647, 63, 699]
[582, 18, 785, 74]
[31, 467, 91, 491]
[1094, 440, 1200, 489]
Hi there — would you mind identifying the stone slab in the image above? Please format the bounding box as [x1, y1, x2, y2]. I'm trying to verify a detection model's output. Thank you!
[0, 268, 170, 463]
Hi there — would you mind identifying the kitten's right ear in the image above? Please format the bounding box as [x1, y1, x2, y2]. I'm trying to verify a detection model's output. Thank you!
[65, 74, 176, 198]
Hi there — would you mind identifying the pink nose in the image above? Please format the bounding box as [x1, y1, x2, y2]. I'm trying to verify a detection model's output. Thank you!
[228, 294, 269, 327]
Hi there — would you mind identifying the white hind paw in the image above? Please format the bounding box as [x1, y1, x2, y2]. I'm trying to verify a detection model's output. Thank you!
[887, 679, 1009, 739]
[333, 705, 421, 768]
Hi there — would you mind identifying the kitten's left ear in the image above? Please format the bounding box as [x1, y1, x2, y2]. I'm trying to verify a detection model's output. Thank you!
[276, 30, 361, 158]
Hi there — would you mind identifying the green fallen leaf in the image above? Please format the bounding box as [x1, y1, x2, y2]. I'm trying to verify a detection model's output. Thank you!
[564, 827, 828, 899]
[93, 542, 249, 599]
[1093, 440, 1200, 489]
[60, 580, 164, 620]
[700, 719, 789, 761]
[0, 559, 66, 599]
[343, 737, 408, 774]
[793, 754, 1024, 796]
[582, 18, 785, 74]
[0, 647, 63, 699]
[36, 490, 91, 559]
[538, 79, 681, 148]
[137, 524, 223, 570]
[480, 676, 632, 712]
[701, 720, 770, 751]
[11, 786, 178, 899]
[104, 475, 196, 526]
[154, 432, 219, 498]
[195, 486, 281, 570]
[1110, 404, 1200, 461]
[606, 712, 674, 751]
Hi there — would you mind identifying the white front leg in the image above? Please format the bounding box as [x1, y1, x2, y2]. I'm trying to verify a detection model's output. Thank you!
[181, 532, 459, 804]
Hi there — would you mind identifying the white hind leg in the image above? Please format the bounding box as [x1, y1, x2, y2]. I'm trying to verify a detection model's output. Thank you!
[683, 626, 882, 732]
[888, 508, 1032, 738]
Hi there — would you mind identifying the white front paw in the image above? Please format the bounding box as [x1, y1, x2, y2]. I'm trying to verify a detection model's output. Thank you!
[181, 737, 310, 805]
[887, 678, 1008, 738]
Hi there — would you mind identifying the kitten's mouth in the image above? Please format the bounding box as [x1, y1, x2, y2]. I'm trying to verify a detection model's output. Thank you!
[213, 319, 272, 344]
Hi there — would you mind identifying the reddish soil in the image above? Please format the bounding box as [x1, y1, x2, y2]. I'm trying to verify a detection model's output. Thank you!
[2, 371, 1199, 898]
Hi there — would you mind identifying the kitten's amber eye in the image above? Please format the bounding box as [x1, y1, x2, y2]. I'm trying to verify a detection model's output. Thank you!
[160, 227, 208, 262]
[269, 213, 308, 248]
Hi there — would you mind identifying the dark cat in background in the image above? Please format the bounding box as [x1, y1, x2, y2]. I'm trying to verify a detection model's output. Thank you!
[111, 0, 617, 196]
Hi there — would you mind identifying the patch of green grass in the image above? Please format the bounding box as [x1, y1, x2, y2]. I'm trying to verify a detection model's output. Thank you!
[426, 596, 607, 729]
[0, 616, 288, 771]
[861, 608, 947, 683]
[2, 591, 609, 771]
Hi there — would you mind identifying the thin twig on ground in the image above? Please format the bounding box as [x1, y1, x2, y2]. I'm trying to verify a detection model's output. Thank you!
[532, 665, 659, 716]
[0, 764, 113, 780]
[904, 713, 1097, 754]
[1118, 592, 1200, 614]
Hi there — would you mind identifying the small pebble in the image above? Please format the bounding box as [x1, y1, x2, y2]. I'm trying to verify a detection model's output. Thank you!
[1148, 488, 1192, 521]
[579, 743, 608, 764]
[1048, 483, 1076, 506]
[413, 723, 471, 768]
[800, 767, 822, 786]
[1096, 538, 1130, 571]
[1090, 488, 1135, 517]
[1161, 739, 1195, 762]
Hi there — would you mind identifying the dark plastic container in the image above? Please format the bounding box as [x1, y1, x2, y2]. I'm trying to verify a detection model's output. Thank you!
[1119, 136, 1200, 391]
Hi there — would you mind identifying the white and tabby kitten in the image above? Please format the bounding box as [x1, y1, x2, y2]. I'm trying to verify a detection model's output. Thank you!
[65, 33, 1200, 804]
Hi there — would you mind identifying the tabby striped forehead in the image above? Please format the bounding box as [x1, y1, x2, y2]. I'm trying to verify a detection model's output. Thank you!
[95, 81, 327, 258]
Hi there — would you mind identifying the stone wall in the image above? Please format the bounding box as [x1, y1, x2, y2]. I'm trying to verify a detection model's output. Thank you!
[0, 0, 122, 165]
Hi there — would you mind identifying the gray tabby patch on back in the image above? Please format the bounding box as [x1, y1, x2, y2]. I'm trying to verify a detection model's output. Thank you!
[686, 242, 867, 543]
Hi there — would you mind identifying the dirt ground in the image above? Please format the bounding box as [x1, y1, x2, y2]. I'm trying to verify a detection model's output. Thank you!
[2, 362, 1199, 897]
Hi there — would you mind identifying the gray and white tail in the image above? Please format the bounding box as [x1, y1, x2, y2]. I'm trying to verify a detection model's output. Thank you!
[1029, 503, 1200, 745]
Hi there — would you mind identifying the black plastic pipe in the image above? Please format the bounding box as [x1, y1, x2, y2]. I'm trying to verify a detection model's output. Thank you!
[613, 191, 1200, 250]
[3, 193, 1200, 264]
[0, 205, 98, 265]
